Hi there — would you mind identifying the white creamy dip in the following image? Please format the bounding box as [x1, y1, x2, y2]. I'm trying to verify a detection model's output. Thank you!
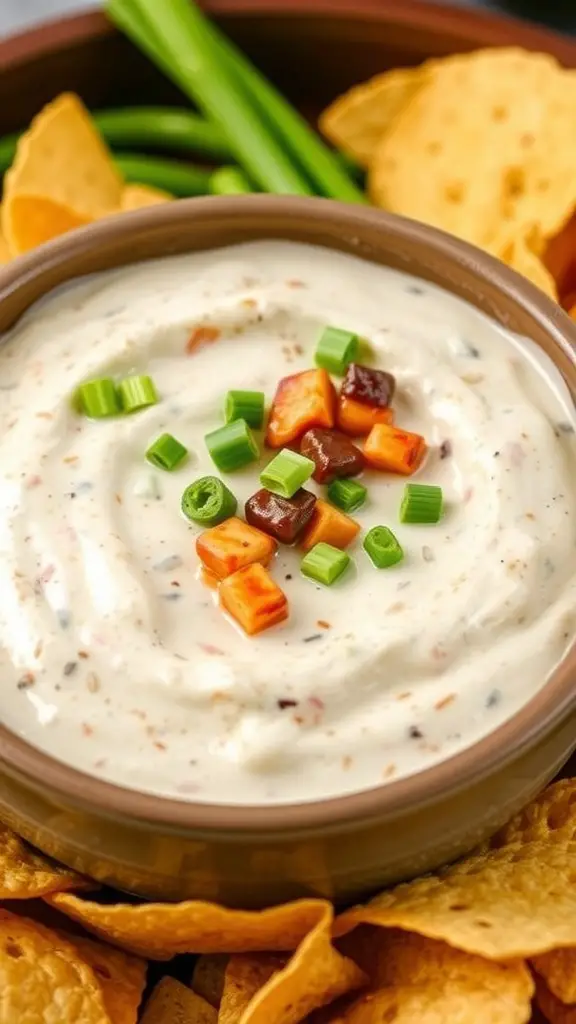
[0, 240, 575, 805]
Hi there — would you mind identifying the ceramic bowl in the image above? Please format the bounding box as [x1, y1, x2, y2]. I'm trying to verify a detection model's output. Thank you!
[0, 195, 574, 905]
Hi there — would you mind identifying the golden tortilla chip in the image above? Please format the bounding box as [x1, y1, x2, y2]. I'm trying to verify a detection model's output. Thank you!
[120, 184, 173, 211]
[532, 949, 576, 1005]
[327, 927, 533, 1023]
[3, 92, 122, 255]
[45, 892, 332, 960]
[219, 907, 366, 1024]
[218, 953, 285, 1022]
[140, 977, 216, 1023]
[0, 209, 10, 264]
[502, 235, 558, 299]
[64, 933, 147, 1024]
[534, 974, 576, 1024]
[319, 65, 430, 167]
[0, 820, 86, 898]
[369, 49, 576, 255]
[0, 908, 110, 1023]
[191, 953, 228, 1007]
[335, 779, 576, 959]
[544, 213, 576, 302]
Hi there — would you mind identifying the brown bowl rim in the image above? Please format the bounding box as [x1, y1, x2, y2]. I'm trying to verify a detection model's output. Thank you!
[1, 0, 576, 72]
[0, 196, 574, 832]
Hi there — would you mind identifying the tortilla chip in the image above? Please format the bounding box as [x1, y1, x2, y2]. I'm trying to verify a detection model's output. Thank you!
[319, 64, 430, 167]
[544, 214, 576, 302]
[502, 235, 558, 299]
[3, 92, 122, 255]
[2, 194, 90, 255]
[219, 907, 366, 1024]
[335, 779, 576, 959]
[121, 184, 173, 211]
[64, 933, 147, 1024]
[369, 49, 576, 254]
[534, 974, 576, 1024]
[326, 927, 533, 1024]
[0, 820, 86, 898]
[218, 953, 285, 1022]
[0, 209, 11, 264]
[191, 953, 228, 1007]
[45, 892, 332, 959]
[533, 949, 576, 1005]
[0, 908, 110, 1023]
[140, 977, 217, 1023]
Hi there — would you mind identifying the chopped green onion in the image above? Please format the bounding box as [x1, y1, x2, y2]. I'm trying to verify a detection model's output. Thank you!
[210, 166, 253, 195]
[260, 449, 314, 499]
[146, 433, 188, 470]
[328, 478, 367, 513]
[224, 390, 265, 428]
[181, 476, 237, 525]
[78, 378, 120, 418]
[205, 418, 259, 472]
[400, 483, 443, 524]
[363, 526, 404, 568]
[315, 326, 359, 375]
[301, 542, 350, 586]
[118, 375, 158, 413]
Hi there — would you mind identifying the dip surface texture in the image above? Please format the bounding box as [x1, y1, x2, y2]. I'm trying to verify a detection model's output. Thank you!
[0, 240, 574, 805]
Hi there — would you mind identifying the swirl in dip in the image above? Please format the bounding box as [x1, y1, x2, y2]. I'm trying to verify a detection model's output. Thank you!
[0, 240, 574, 805]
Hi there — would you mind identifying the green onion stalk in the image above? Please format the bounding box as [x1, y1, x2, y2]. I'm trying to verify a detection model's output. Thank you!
[106, 0, 365, 203]
[107, 0, 313, 195]
[115, 153, 212, 195]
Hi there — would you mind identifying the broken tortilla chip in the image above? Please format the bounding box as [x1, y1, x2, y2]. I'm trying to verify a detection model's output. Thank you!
[120, 183, 173, 211]
[0, 209, 10, 264]
[369, 49, 576, 255]
[534, 974, 576, 1024]
[0, 908, 110, 1024]
[319, 64, 430, 167]
[532, 948, 576, 1005]
[191, 953, 228, 1007]
[3, 92, 122, 255]
[218, 953, 286, 1022]
[328, 927, 533, 1024]
[63, 933, 147, 1024]
[334, 779, 576, 960]
[0, 821, 86, 898]
[502, 235, 558, 299]
[44, 892, 332, 960]
[140, 977, 216, 1024]
[544, 213, 576, 303]
[219, 906, 365, 1024]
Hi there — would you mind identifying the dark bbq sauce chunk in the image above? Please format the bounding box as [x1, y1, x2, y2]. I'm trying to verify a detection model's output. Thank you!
[300, 427, 364, 483]
[245, 488, 317, 544]
[341, 363, 395, 408]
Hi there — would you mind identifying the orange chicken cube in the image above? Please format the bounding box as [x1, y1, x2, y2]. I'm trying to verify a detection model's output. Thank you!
[266, 369, 336, 448]
[300, 499, 360, 553]
[196, 517, 276, 580]
[364, 423, 427, 475]
[337, 396, 394, 436]
[220, 563, 288, 635]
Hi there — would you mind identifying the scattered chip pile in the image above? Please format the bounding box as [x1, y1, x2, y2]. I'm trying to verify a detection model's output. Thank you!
[320, 48, 576, 311]
[0, 93, 172, 258]
[0, 777, 574, 1021]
